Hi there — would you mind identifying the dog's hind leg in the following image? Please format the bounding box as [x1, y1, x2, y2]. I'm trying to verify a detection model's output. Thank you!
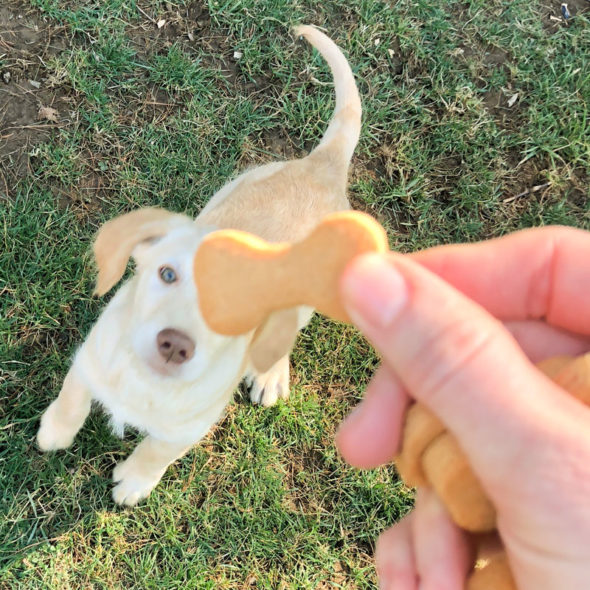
[246, 306, 314, 406]
[37, 368, 92, 451]
[246, 354, 291, 407]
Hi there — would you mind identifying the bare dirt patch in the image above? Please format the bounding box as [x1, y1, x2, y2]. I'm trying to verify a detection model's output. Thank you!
[133, 3, 306, 165]
[0, 2, 74, 197]
[128, 2, 243, 88]
[543, 0, 589, 31]
[130, 1, 211, 56]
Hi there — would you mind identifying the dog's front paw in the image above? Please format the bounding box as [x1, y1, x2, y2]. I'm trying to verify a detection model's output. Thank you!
[37, 403, 76, 451]
[246, 356, 290, 407]
[112, 459, 162, 506]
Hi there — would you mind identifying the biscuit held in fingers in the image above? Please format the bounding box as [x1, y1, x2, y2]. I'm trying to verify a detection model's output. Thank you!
[193, 211, 388, 335]
[536, 355, 574, 380]
[467, 552, 516, 590]
[421, 432, 496, 532]
[551, 352, 590, 405]
[395, 403, 445, 487]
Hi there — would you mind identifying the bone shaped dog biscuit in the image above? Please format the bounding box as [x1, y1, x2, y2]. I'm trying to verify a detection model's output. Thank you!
[193, 211, 389, 335]
[396, 403, 496, 532]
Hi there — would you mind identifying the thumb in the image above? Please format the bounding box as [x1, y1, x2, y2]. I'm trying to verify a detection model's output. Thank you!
[340, 253, 573, 483]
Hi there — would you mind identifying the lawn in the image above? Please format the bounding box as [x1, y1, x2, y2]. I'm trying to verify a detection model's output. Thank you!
[0, 0, 588, 588]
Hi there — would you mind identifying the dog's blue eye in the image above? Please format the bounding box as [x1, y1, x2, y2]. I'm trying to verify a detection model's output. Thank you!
[159, 266, 177, 284]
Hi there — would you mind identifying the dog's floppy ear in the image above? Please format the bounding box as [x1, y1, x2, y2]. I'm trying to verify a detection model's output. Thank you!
[249, 308, 300, 373]
[93, 207, 190, 296]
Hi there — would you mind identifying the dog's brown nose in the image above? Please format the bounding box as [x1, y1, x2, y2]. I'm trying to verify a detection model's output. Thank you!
[157, 329, 195, 364]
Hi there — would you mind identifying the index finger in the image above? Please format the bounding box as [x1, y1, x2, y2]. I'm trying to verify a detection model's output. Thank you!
[410, 226, 590, 335]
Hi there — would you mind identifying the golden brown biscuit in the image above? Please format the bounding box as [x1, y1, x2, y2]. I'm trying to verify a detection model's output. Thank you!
[421, 432, 496, 532]
[395, 403, 445, 487]
[552, 352, 590, 405]
[536, 355, 573, 380]
[467, 552, 516, 590]
[193, 211, 388, 335]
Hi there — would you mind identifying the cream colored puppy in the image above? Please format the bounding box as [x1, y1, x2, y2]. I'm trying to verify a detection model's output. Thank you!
[37, 25, 361, 506]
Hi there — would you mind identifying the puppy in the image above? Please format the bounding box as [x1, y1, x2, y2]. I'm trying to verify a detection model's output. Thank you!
[37, 25, 361, 506]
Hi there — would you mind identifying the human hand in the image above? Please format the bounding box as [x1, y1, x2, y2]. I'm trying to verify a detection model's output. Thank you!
[336, 227, 590, 590]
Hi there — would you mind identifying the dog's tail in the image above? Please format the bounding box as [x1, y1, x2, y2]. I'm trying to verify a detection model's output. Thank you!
[294, 25, 361, 166]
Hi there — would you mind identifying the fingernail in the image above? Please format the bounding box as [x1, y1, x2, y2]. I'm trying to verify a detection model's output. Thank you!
[342, 254, 408, 329]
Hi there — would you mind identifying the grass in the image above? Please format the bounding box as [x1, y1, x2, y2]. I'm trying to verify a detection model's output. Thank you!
[1, 0, 589, 587]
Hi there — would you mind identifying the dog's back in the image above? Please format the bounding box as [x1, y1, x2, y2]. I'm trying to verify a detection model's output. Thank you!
[196, 25, 362, 243]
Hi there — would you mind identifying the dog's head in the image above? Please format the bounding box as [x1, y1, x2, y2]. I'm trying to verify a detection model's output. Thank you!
[93, 208, 250, 381]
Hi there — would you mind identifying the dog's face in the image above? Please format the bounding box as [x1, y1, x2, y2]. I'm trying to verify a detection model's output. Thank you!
[93, 209, 251, 382]
[130, 225, 241, 379]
